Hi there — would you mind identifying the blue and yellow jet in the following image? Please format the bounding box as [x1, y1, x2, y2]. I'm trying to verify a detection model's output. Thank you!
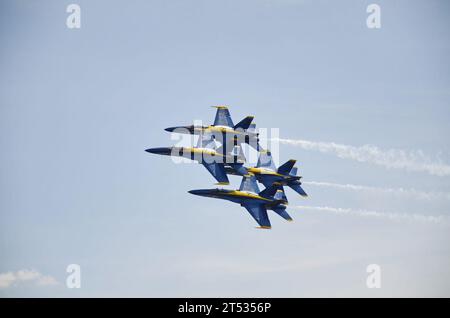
[165, 106, 260, 150]
[145, 133, 247, 185]
[225, 150, 307, 200]
[188, 174, 292, 229]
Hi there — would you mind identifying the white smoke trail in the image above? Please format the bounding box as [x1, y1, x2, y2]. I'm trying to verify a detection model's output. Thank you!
[293, 205, 450, 224]
[274, 138, 450, 177]
[303, 181, 450, 201]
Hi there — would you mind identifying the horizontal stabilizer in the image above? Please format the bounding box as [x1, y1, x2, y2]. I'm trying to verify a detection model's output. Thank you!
[289, 182, 308, 197]
[272, 207, 292, 221]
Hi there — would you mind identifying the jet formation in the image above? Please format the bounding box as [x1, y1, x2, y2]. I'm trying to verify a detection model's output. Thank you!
[145, 106, 307, 229]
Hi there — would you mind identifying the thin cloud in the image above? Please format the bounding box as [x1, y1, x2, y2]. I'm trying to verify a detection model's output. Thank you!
[0, 272, 15, 289]
[0, 269, 58, 288]
[274, 138, 450, 176]
[304, 181, 450, 201]
[293, 205, 450, 224]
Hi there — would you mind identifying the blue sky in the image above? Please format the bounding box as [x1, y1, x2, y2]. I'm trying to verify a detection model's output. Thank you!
[1, 0, 449, 297]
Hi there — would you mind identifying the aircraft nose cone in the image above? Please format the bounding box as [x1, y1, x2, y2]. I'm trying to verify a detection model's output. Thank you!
[164, 127, 176, 132]
[188, 189, 212, 196]
[145, 147, 170, 155]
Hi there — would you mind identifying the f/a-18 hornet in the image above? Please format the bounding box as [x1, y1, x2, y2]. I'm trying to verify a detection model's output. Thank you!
[189, 174, 292, 229]
[225, 149, 307, 200]
[164, 105, 260, 151]
[145, 132, 247, 185]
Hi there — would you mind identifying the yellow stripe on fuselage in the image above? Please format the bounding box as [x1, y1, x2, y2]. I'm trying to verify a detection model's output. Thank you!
[181, 147, 241, 163]
[225, 190, 272, 201]
[247, 167, 284, 177]
[183, 147, 219, 156]
[192, 126, 256, 137]
[205, 126, 248, 136]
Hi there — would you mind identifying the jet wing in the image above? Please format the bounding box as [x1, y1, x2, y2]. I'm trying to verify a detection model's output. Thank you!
[213, 106, 234, 127]
[202, 162, 229, 184]
[243, 203, 271, 229]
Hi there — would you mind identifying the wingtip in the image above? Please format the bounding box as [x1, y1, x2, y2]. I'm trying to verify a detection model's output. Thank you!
[255, 226, 272, 230]
[211, 105, 229, 109]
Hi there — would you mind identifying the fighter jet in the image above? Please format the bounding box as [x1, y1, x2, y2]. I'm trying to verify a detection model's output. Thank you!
[188, 174, 292, 229]
[225, 149, 308, 199]
[145, 133, 247, 185]
[164, 106, 260, 151]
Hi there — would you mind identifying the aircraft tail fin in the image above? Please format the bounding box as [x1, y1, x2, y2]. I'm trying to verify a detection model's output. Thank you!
[289, 166, 298, 176]
[244, 123, 262, 151]
[239, 174, 260, 193]
[256, 150, 276, 170]
[212, 106, 234, 127]
[234, 116, 254, 131]
[277, 159, 296, 175]
[273, 188, 287, 202]
[247, 123, 257, 133]
[259, 182, 281, 199]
